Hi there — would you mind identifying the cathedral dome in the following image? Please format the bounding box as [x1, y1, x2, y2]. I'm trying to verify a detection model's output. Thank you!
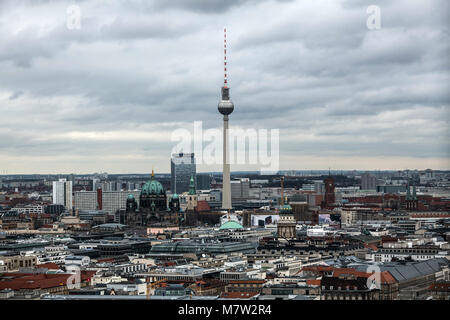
[141, 178, 165, 195]
[172, 193, 179, 199]
[219, 220, 243, 230]
[127, 194, 135, 200]
[280, 204, 292, 214]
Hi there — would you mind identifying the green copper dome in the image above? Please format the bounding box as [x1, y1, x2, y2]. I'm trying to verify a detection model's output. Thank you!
[127, 194, 135, 200]
[141, 176, 165, 195]
[172, 193, 179, 199]
[219, 221, 243, 230]
[280, 204, 292, 214]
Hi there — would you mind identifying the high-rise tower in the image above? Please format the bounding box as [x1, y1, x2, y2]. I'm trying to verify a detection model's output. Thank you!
[218, 27, 234, 210]
[52, 178, 73, 210]
[170, 152, 196, 194]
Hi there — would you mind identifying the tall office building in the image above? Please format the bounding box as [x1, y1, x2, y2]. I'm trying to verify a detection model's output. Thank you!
[171, 153, 196, 194]
[361, 172, 377, 190]
[218, 27, 234, 210]
[52, 178, 73, 210]
[74, 191, 98, 210]
[231, 178, 250, 200]
[302, 181, 325, 193]
[91, 178, 100, 191]
[197, 174, 212, 190]
[321, 177, 336, 209]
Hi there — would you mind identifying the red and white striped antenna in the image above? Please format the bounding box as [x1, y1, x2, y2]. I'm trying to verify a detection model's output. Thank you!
[223, 27, 227, 88]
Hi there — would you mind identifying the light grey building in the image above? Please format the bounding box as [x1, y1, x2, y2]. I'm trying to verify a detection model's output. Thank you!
[52, 179, 73, 210]
[102, 191, 141, 214]
[302, 181, 325, 193]
[231, 178, 250, 200]
[75, 190, 141, 214]
[74, 191, 97, 211]
[361, 172, 377, 190]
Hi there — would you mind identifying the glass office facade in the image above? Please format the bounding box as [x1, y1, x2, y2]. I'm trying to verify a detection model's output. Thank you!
[170, 153, 196, 194]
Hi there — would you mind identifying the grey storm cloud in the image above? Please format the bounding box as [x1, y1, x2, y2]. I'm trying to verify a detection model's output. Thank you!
[0, 0, 449, 173]
[152, 0, 295, 13]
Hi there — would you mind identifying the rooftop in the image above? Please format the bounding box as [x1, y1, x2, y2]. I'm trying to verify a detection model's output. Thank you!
[219, 221, 244, 230]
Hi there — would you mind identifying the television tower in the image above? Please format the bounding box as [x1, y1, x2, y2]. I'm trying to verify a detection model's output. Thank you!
[218, 27, 234, 210]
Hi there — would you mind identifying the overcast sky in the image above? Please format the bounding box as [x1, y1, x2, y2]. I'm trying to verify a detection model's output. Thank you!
[0, 0, 449, 174]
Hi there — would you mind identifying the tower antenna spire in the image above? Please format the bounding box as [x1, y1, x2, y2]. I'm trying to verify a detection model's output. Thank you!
[224, 27, 227, 88]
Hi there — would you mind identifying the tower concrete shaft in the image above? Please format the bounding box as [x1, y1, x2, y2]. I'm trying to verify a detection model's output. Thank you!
[222, 114, 232, 209]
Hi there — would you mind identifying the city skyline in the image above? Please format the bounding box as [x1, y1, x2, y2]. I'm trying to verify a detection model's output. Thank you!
[1, 0, 449, 307]
[0, 0, 449, 174]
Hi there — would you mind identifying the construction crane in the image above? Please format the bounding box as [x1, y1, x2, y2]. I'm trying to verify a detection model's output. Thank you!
[146, 279, 164, 300]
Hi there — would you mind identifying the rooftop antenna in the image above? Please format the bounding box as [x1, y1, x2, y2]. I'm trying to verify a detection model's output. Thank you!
[224, 27, 227, 88]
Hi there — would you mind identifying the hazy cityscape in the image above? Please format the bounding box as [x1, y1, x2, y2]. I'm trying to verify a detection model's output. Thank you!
[1, 167, 449, 301]
[0, 0, 449, 311]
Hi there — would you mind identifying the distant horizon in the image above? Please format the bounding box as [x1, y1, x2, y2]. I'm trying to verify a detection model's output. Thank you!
[0, 168, 448, 177]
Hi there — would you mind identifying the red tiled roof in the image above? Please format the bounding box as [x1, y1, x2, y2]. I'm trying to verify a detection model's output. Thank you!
[301, 266, 397, 285]
[193, 279, 225, 289]
[306, 279, 321, 286]
[227, 280, 266, 284]
[333, 269, 369, 278]
[364, 243, 378, 251]
[0, 271, 95, 291]
[36, 263, 60, 270]
[429, 283, 450, 291]
[301, 266, 334, 272]
[333, 269, 396, 284]
[381, 236, 404, 243]
[196, 200, 211, 212]
[379, 271, 396, 284]
[220, 291, 259, 299]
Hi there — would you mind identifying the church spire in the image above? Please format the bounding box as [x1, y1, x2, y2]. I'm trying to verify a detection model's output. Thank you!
[406, 182, 411, 201]
[188, 175, 196, 195]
